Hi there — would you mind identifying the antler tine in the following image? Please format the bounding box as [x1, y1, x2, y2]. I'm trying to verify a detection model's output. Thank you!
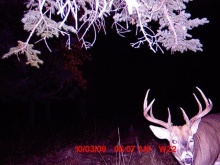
[167, 108, 172, 125]
[193, 93, 202, 114]
[180, 107, 190, 125]
[150, 107, 155, 118]
[143, 89, 171, 129]
[190, 87, 213, 124]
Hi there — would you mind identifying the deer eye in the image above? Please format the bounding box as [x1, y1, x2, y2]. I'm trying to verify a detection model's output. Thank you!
[189, 138, 194, 143]
[172, 140, 177, 144]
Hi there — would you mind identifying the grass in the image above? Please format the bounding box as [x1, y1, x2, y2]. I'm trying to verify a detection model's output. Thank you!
[1, 126, 179, 165]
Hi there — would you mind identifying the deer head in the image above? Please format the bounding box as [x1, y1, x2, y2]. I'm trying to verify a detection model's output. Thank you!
[143, 87, 214, 165]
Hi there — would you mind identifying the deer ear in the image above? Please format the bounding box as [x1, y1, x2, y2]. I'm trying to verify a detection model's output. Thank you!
[191, 119, 201, 135]
[149, 125, 170, 140]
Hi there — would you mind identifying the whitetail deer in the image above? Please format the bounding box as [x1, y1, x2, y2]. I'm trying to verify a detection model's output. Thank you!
[143, 87, 220, 165]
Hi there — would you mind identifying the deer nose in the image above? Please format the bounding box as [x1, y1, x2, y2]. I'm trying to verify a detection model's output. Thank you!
[185, 157, 193, 164]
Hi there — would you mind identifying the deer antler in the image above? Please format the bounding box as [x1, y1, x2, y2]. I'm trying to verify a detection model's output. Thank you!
[178, 87, 213, 125]
[189, 87, 213, 124]
[143, 89, 172, 130]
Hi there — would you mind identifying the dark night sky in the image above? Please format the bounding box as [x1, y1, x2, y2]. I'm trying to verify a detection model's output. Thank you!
[87, 0, 220, 127]
[0, 0, 220, 141]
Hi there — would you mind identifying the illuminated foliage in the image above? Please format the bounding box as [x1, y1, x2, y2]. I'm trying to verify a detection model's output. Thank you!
[3, 0, 208, 68]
